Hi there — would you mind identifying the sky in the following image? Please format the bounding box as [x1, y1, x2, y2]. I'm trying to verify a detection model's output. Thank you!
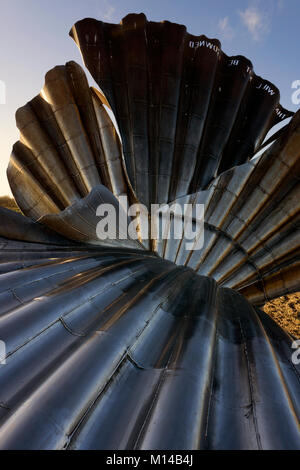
[0, 0, 299, 196]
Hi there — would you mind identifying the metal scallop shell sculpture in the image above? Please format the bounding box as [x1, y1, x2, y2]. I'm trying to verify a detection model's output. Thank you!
[7, 61, 140, 249]
[70, 13, 292, 206]
[0, 13, 299, 450]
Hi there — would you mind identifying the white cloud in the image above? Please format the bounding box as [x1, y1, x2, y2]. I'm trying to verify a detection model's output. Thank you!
[102, 6, 116, 21]
[218, 17, 235, 41]
[101, 1, 116, 21]
[239, 6, 269, 41]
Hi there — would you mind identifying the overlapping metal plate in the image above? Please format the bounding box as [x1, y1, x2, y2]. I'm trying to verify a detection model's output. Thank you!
[0, 214, 298, 449]
[7, 61, 300, 303]
[0, 13, 299, 450]
[71, 13, 293, 206]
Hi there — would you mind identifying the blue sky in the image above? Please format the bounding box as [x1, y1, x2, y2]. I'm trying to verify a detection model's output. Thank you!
[0, 0, 299, 195]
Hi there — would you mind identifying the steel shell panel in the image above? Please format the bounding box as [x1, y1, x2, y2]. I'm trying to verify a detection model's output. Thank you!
[7, 62, 300, 303]
[70, 13, 293, 207]
[0, 12, 299, 451]
[0, 221, 298, 450]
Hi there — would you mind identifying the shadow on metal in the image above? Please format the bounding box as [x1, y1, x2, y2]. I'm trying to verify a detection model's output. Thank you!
[0, 220, 298, 449]
[0, 12, 299, 450]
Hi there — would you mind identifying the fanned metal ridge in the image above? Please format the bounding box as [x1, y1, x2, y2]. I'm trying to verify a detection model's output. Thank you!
[8, 62, 300, 303]
[155, 111, 300, 304]
[70, 13, 293, 207]
[8, 61, 129, 220]
[7, 61, 142, 249]
[0, 213, 299, 450]
[1, 13, 299, 450]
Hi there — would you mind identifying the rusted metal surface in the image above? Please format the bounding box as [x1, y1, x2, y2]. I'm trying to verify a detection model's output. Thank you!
[70, 13, 293, 207]
[0, 220, 298, 449]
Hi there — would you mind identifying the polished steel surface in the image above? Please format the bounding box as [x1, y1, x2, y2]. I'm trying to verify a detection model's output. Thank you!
[71, 13, 293, 207]
[0, 218, 298, 449]
[8, 61, 129, 220]
[7, 61, 300, 303]
[0, 12, 299, 450]
[158, 110, 300, 303]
